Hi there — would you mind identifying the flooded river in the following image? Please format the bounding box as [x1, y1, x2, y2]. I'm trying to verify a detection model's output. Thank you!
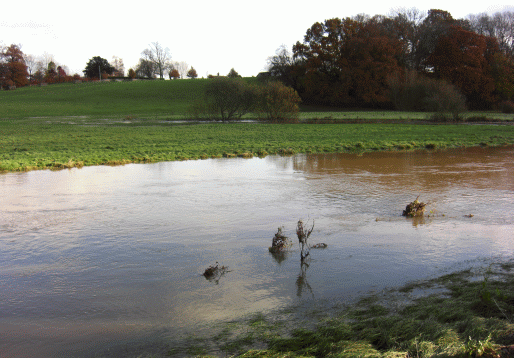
[1, 146, 514, 357]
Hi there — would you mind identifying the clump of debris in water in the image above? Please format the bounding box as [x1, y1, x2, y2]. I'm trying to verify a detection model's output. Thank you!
[402, 196, 427, 217]
[268, 227, 292, 253]
[203, 262, 229, 283]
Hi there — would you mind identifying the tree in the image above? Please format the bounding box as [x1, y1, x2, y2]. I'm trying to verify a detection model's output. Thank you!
[205, 77, 257, 121]
[57, 65, 66, 82]
[38, 52, 55, 76]
[110, 56, 125, 77]
[187, 67, 198, 79]
[467, 11, 514, 60]
[384, 7, 427, 69]
[128, 68, 136, 79]
[23, 54, 37, 82]
[83, 56, 115, 79]
[169, 68, 180, 79]
[141, 42, 171, 79]
[292, 17, 403, 107]
[174, 61, 189, 79]
[412, 9, 465, 72]
[256, 81, 302, 122]
[426, 25, 501, 108]
[45, 61, 57, 83]
[227, 68, 241, 78]
[266, 45, 303, 87]
[135, 58, 157, 78]
[0, 44, 29, 89]
[387, 69, 467, 118]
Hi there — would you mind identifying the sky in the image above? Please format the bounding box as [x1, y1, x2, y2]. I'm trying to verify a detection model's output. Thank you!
[1, 1, 513, 78]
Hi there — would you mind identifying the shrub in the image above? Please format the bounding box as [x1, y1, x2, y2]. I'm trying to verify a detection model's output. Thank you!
[499, 100, 514, 114]
[204, 77, 258, 121]
[186, 99, 215, 120]
[256, 81, 301, 122]
[388, 70, 467, 120]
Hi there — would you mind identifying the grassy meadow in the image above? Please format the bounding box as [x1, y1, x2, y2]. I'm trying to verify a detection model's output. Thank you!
[1, 79, 513, 173]
[1, 79, 514, 172]
[1, 79, 513, 121]
[1, 118, 514, 172]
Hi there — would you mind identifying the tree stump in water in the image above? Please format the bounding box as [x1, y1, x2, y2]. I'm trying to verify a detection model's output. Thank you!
[402, 197, 427, 217]
[269, 227, 292, 253]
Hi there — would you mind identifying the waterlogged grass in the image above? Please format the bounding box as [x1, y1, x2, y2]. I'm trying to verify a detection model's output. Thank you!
[181, 261, 514, 358]
[301, 110, 514, 122]
[1, 119, 514, 172]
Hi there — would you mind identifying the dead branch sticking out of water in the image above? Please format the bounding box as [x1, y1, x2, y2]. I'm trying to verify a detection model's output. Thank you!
[402, 196, 427, 217]
[268, 227, 292, 254]
[203, 262, 229, 283]
[297, 220, 314, 263]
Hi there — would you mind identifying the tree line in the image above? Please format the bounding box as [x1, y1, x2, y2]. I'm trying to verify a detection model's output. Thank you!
[0, 41, 200, 89]
[266, 8, 514, 111]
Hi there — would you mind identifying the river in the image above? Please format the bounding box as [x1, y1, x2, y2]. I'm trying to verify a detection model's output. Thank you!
[1, 146, 513, 357]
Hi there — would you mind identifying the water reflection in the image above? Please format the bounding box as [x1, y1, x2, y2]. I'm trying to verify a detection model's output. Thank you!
[296, 262, 314, 298]
[1, 146, 514, 357]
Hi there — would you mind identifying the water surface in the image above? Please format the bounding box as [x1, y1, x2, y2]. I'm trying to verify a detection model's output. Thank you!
[1, 146, 513, 357]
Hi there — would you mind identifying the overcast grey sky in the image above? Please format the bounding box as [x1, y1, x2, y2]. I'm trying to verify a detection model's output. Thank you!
[1, 1, 512, 77]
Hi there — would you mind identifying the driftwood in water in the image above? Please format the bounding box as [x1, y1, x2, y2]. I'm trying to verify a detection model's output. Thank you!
[310, 243, 327, 249]
[402, 196, 427, 217]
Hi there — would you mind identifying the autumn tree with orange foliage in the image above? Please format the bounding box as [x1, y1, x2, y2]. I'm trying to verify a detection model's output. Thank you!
[267, 8, 514, 110]
[0, 44, 29, 89]
[169, 68, 180, 79]
[427, 25, 504, 108]
[292, 17, 404, 107]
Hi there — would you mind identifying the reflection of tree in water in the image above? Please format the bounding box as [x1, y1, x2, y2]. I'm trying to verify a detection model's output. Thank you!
[296, 262, 314, 298]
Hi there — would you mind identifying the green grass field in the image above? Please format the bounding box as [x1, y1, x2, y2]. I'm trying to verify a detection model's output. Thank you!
[1, 80, 512, 121]
[1, 80, 514, 172]
[0, 79, 209, 119]
[1, 118, 514, 172]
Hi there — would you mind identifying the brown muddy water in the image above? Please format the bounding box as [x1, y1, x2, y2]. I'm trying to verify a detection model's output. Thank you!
[1, 146, 514, 357]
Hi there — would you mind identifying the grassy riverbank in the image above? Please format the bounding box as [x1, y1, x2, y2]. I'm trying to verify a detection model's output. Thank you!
[1, 118, 514, 172]
[178, 260, 514, 358]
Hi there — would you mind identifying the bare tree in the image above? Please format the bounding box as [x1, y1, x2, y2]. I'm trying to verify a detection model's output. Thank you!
[38, 52, 55, 73]
[164, 61, 175, 79]
[110, 56, 125, 77]
[173, 61, 189, 79]
[468, 11, 514, 59]
[266, 44, 306, 89]
[141, 42, 172, 79]
[23, 54, 37, 81]
[388, 7, 427, 70]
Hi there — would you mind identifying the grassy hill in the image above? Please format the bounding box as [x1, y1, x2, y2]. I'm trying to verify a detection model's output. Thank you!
[0, 79, 212, 119]
[1, 78, 512, 121]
